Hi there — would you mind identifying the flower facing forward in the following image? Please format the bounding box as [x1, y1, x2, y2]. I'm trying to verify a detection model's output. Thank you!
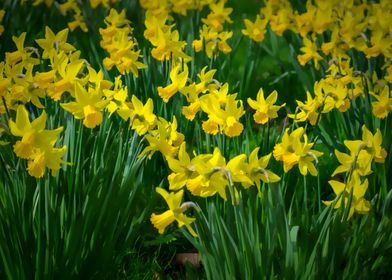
[242, 15, 268, 42]
[61, 82, 108, 128]
[247, 88, 285, 125]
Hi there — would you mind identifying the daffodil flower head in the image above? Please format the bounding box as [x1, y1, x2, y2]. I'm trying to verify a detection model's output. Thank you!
[150, 187, 197, 237]
[242, 14, 268, 42]
[273, 127, 322, 176]
[371, 85, 392, 119]
[323, 173, 371, 220]
[361, 125, 387, 163]
[248, 88, 286, 125]
[247, 147, 280, 190]
[158, 64, 188, 103]
[9, 105, 67, 178]
[61, 82, 108, 129]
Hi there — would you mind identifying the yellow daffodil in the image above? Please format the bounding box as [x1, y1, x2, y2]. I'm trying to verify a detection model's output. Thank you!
[314, 78, 350, 113]
[247, 147, 280, 190]
[6, 32, 39, 66]
[9, 105, 67, 178]
[105, 76, 133, 122]
[297, 36, 323, 70]
[200, 86, 244, 137]
[47, 59, 85, 100]
[167, 142, 195, 190]
[149, 25, 191, 62]
[130, 95, 156, 135]
[100, 9, 146, 76]
[61, 83, 108, 129]
[371, 86, 392, 119]
[158, 64, 188, 102]
[192, 25, 233, 58]
[201, 0, 233, 32]
[242, 15, 268, 42]
[288, 91, 321, 125]
[36, 27, 75, 60]
[323, 173, 371, 220]
[361, 125, 387, 164]
[150, 187, 197, 237]
[187, 148, 229, 200]
[247, 88, 285, 125]
[226, 154, 253, 187]
[332, 140, 373, 177]
[90, 0, 118, 9]
[140, 117, 184, 160]
[273, 127, 323, 176]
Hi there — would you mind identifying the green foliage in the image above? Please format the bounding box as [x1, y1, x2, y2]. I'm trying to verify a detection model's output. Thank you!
[0, 115, 154, 279]
[185, 185, 392, 280]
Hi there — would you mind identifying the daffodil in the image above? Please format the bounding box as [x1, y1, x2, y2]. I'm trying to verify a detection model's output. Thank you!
[36, 27, 75, 60]
[363, 30, 392, 58]
[158, 64, 188, 102]
[332, 140, 373, 177]
[6, 32, 39, 66]
[247, 88, 285, 125]
[182, 97, 201, 121]
[242, 15, 268, 42]
[273, 127, 323, 176]
[186, 148, 229, 200]
[288, 91, 321, 125]
[314, 78, 350, 113]
[105, 77, 133, 122]
[61, 82, 108, 129]
[192, 25, 233, 58]
[323, 173, 371, 220]
[201, 0, 233, 32]
[150, 187, 197, 237]
[90, 0, 119, 9]
[130, 95, 156, 135]
[371, 86, 392, 119]
[9, 105, 67, 178]
[226, 154, 253, 187]
[247, 148, 280, 190]
[167, 142, 195, 191]
[100, 9, 146, 76]
[361, 125, 387, 163]
[200, 86, 244, 137]
[47, 59, 85, 100]
[139, 117, 184, 160]
[267, 2, 294, 36]
[149, 25, 191, 62]
[297, 36, 323, 70]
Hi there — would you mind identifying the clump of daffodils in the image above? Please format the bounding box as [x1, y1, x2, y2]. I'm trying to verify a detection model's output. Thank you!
[192, 1, 233, 58]
[9, 105, 67, 178]
[100, 9, 146, 76]
[323, 125, 387, 219]
[150, 142, 280, 236]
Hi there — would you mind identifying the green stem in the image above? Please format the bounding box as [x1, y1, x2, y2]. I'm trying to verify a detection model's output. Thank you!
[317, 167, 321, 213]
[303, 175, 308, 213]
[266, 122, 270, 150]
